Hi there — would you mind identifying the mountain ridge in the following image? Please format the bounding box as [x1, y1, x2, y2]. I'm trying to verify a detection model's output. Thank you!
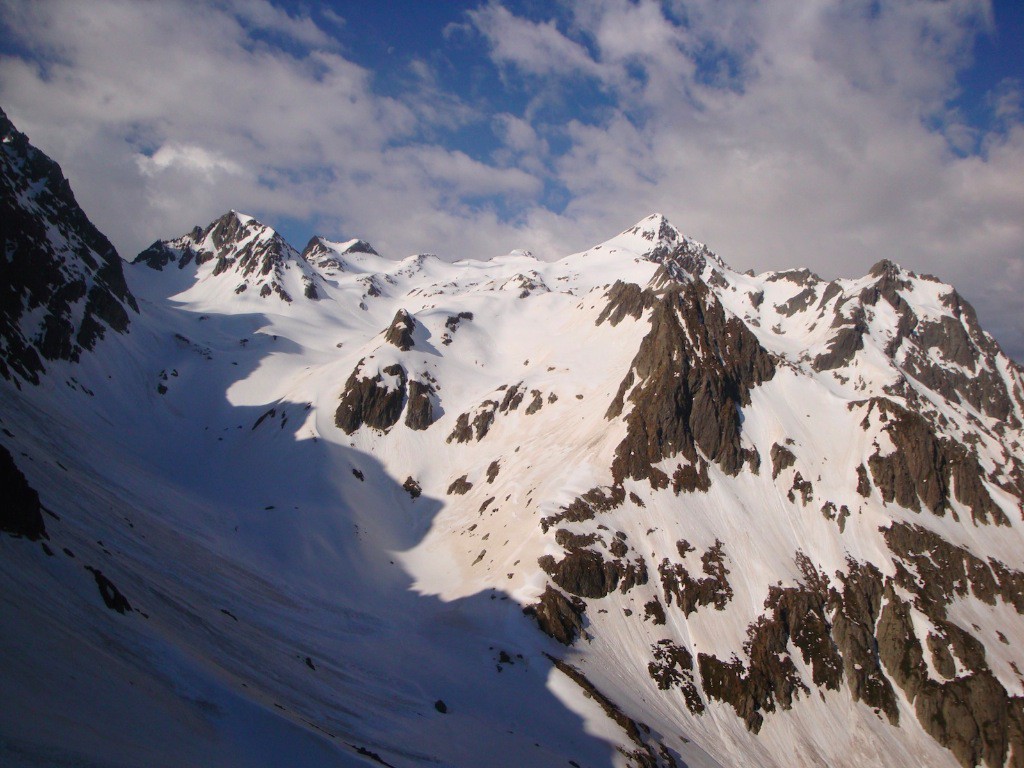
[3, 108, 1024, 768]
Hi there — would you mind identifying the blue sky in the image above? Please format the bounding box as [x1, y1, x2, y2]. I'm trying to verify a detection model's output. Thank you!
[1, 0, 1022, 357]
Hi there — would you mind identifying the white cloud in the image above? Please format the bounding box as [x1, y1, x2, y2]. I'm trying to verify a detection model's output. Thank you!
[226, 0, 335, 48]
[137, 143, 245, 178]
[466, 3, 606, 79]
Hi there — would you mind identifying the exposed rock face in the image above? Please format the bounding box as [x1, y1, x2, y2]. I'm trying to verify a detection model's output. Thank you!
[335, 360, 407, 434]
[85, 566, 132, 614]
[498, 382, 525, 413]
[883, 521, 1024, 617]
[774, 286, 819, 317]
[0, 107, 137, 383]
[540, 485, 625, 533]
[649, 236, 726, 285]
[446, 475, 472, 495]
[868, 261, 1022, 424]
[808, 259, 1024, 428]
[856, 464, 872, 497]
[441, 311, 473, 345]
[697, 556, 841, 733]
[671, 457, 711, 493]
[402, 477, 422, 499]
[299, 236, 378, 272]
[787, 472, 814, 505]
[539, 538, 648, 599]
[404, 379, 438, 430]
[446, 400, 499, 444]
[872, 522, 1024, 766]
[876, 588, 1024, 768]
[384, 309, 416, 351]
[524, 389, 544, 415]
[769, 443, 796, 479]
[503, 272, 549, 299]
[679, 537, 1024, 755]
[525, 585, 585, 645]
[607, 280, 774, 486]
[820, 501, 851, 531]
[862, 398, 1008, 525]
[830, 560, 899, 723]
[136, 210, 314, 303]
[813, 307, 868, 371]
[0, 444, 46, 540]
[135, 238, 203, 271]
[596, 281, 655, 327]
[647, 640, 705, 713]
[658, 540, 732, 616]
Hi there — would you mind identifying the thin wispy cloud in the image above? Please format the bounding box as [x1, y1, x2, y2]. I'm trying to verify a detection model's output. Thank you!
[1, 0, 1021, 357]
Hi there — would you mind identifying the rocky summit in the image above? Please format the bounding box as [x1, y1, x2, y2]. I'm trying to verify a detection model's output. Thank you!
[2, 109, 1024, 768]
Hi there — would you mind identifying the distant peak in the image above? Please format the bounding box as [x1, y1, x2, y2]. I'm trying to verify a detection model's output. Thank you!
[226, 209, 256, 224]
[341, 239, 379, 257]
[868, 258, 904, 279]
[621, 213, 684, 248]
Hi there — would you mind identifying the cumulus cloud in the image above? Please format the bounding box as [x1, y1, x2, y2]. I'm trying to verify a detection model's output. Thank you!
[0, 0, 1021, 358]
[0, 0, 534, 260]
[466, 3, 607, 79]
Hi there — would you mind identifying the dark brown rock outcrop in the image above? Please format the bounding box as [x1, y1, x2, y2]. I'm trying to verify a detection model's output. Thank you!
[658, 540, 732, 616]
[830, 559, 899, 723]
[540, 485, 625, 532]
[335, 360, 407, 434]
[648, 640, 704, 713]
[446, 400, 499, 444]
[697, 556, 841, 733]
[883, 521, 1024, 617]
[876, 588, 1024, 768]
[404, 379, 438, 430]
[671, 457, 711, 493]
[607, 280, 774, 486]
[596, 281, 656, 327]
[770, 443, 796, 479]
[0, 444, 47, 540]
[525, 585, 585, 645]
[447, 475, 472, 495]
[539, 543, 647, 600]
[85, 566, 132, 614]
[384, 309, 416, 351]
[402, 477, 422, 499]
[498, 382, 525, 413]
[863, 398, 1008, 525]
[813, 307, 868, 371]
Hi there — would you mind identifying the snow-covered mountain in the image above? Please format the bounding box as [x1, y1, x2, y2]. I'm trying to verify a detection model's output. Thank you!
[3, 108, 1024, 768]
[0, 107, 137, 384]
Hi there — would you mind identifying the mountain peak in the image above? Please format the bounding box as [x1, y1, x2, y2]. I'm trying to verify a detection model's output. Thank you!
[0, 107, 137, 383]
[620, 213, 684, 250]
[134, 210, 313, 302]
